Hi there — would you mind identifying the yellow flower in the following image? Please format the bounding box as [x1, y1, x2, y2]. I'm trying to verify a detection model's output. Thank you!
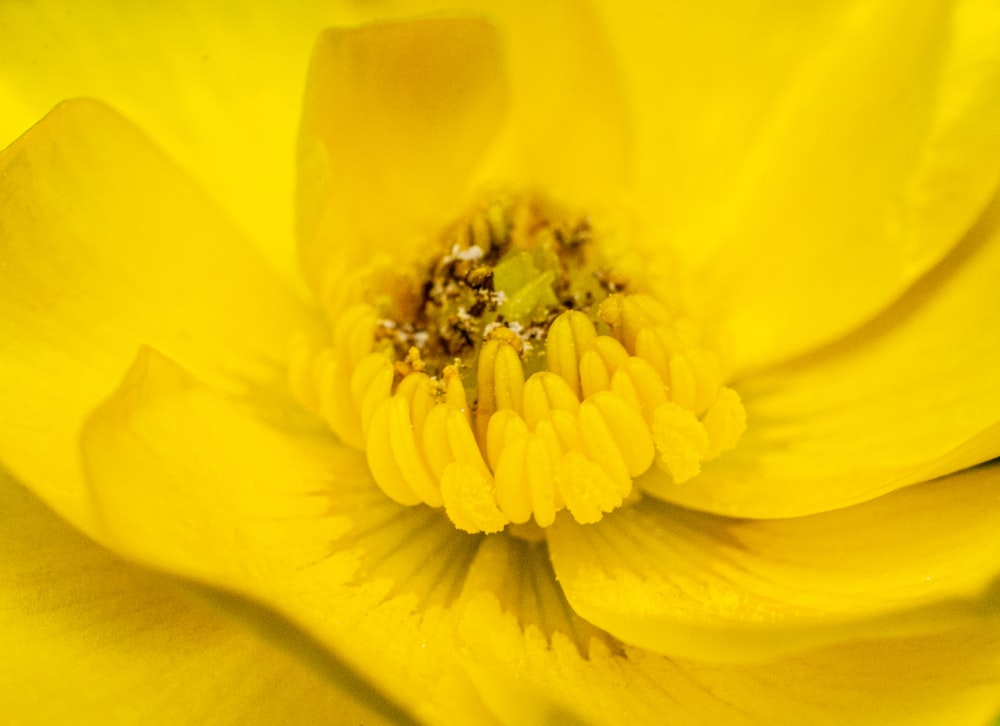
[3, 1, 1000, 724]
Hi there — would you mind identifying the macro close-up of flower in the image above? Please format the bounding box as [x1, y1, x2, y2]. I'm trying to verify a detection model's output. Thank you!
[3, 1, 1000, 723]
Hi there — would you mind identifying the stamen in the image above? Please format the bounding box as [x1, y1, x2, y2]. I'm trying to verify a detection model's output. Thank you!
[522, 372, 580, 430]
[555, 450, 624, 524]
[579, 392, 652, 491]
[495, 433, 553, 525]
[651, 403, 710, 483]
[475, 334, 526, 444]
[366, 396, 424, 506]
[292, 195, 747, 533]
[609, 357, 668, 422]
[352, 353, 394, 438]
[440, 462, 507, 534]
[545, 310, 597, 397]
[703, 387, 748, 460]
[579, 336, 629, 399]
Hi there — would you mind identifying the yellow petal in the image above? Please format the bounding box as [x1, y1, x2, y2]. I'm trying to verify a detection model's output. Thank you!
[0, 99, 313, 539]
[548, 463, 1000, 663]
[78, 346, 493, 723]
[473, 0, 630, 208]
[596, 0, 1000, 370]
[323, 0, 630, 210]
[650, 196, 1000, 517]
[453, 535, 605, 725]
[297, 16, 507, 288]
[0, 470, 403, 725]
[0, 2, 365, 283]
[460, 585, 1000, 724]
[453, 518, 1000, 724]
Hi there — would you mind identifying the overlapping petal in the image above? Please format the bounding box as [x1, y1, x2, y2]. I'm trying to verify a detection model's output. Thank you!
[0, 1, 368, 281]
[0, 99, 313, 538]
[0, 470, 399, 725]
[464, 0, 631, 208]
[457, 543, 1000, 725]
[643, 194, 1000, 517]
[297, 16, 507, 288]
[297, 0, 631, 294]
[594, 0, 1000, 371]
[78, 346, 493, 723]
[548, 463, 1000, 664]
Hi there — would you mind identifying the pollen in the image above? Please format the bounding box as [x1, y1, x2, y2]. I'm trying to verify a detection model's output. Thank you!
[290, 196, 746, 533]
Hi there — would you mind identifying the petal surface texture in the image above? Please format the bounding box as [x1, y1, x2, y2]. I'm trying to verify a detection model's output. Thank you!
[645, 195, 1000, 517]
[79, 347, 494, 724]
[549, 463, 1000, 663]
[457, 531, 1000, 725]
[594, 0, 1000, 371]
[0, 99, 311, 538]
[0, 470, 401, 725]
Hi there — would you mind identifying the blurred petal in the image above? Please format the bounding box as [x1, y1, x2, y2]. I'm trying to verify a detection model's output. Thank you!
[0, 469, 402, 726]
[0, 99, 312, 538]
[297, 3, 630, 291]
[648, 195, 1000, 517]
[595, 0, 1000, 370]
[548, 463, 1000, 663]
[343, 0, 631, 195]
[297, 16, 507, 286]
[78, 347, 495, 723]
[0, 1, 365, 282]
[471, 0, 630, 208]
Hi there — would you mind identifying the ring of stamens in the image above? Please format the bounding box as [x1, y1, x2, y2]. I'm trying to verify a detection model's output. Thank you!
[290, 196, 746, 533]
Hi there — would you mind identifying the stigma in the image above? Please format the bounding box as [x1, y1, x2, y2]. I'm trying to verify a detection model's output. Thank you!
[289, 196, 746, 533]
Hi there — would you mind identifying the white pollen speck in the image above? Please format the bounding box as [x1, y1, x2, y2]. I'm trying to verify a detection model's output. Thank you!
[455, 244, 484, 261]
[482, 321, 503, 338]
[502, 321, 534, 354]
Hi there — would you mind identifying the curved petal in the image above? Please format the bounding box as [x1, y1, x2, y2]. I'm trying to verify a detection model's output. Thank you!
[0, 99, 313, 538]
[647, 194, 1000, 518]
[0, 1, 366, 283]
[594, 0, 1000, 370]
[456, 538, 1000, 725]
[0, 469, 402, 725]
[297, 16, 507, 288]
[78, 346, 495, 724]
[548, 462, 1000, 664]
[297, 2, 631, 290]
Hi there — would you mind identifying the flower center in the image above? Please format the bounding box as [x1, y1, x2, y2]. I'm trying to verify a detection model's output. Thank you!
[290, 195, 746, 533]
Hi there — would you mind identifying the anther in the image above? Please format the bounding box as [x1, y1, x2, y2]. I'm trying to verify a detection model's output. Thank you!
[522, 372, 580, 430]
[545, 310, 597, 398]
[475, 336, 526, 443]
